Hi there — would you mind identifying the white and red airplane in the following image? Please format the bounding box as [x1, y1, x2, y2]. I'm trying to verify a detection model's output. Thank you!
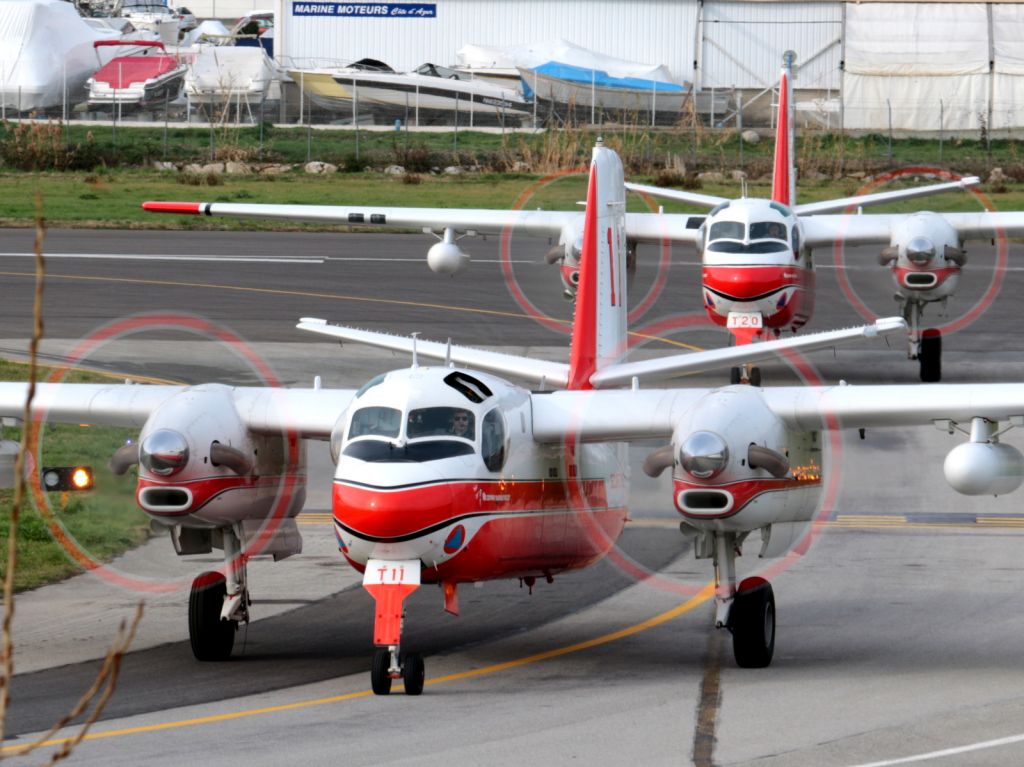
[4, 145, 1024, 697]
[142, 52, 1023, 383]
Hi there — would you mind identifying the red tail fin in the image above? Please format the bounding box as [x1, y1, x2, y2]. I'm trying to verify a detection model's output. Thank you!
[566, 143, 628, 390]
[771, 57, 795, 207]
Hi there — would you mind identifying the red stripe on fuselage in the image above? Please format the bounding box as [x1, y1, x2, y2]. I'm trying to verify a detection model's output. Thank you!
[137, 474, 297, 515]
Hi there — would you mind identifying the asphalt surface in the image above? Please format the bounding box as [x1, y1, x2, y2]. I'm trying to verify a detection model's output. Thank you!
[2, 226, 1024, 766]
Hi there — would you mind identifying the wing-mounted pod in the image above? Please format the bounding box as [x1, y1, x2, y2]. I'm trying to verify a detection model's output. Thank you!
[426, 227, 471, 275]
[942, 417, 1024, 496]
[133, 384, 307, 544]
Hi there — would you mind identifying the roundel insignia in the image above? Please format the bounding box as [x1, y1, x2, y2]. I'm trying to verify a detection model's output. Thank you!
[443, 524, 465, 554]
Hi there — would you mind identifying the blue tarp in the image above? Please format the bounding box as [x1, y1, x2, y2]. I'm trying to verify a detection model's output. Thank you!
[521, 61, 686, 99]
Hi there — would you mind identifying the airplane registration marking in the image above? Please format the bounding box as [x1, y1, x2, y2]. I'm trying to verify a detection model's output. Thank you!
[2, 587, 715, 753]
[0, 270, 703, 351]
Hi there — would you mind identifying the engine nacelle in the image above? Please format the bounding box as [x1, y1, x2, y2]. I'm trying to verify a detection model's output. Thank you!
[669, 386, 821, 534]
[427, 228, 470, 274]
[135, 384, 307, 528]
[886, 212, 963, 300]
[944, 441, 1024, 496]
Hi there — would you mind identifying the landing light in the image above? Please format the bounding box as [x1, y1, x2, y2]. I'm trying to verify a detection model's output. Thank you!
[41, 466, 95, 491]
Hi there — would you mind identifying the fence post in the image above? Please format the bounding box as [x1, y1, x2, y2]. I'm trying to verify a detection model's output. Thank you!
[736, 91, 743, 168]
[886, 98, 893, 166]
[939, 99, 944, 164]
[352, 77, 359, 162]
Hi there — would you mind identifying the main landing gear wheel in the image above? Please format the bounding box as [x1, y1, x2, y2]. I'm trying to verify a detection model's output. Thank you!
[371, 649, 392, 695]
[402, 652, 425, 696]
[919, 329, 942, 383]
[188, 571, 236, 661]
[730, 577, 775, 668]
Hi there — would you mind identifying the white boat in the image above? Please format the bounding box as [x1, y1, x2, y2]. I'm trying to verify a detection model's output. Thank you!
[518, 62, 689, 122]
[0, 0, 133, 113]
[86, 40, 187, 109]
[330, 63, 531, 126]
[288, 58, 394, 113]
[186, 45, 277, 119]
[120, 2, 181, 44]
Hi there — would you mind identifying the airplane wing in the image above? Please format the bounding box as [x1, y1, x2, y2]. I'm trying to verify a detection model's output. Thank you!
[0, 383, 355, 438]
[142, 201, 704, 247]
[297, 317, 572, 388]
[531, 382, 1024, 444]
[589, 317, 906, 387]
[792, 177, 980, 215]
[623, 182, 729, 210]
[298, 317, 904, 389]
[801, 211, 1024, 248]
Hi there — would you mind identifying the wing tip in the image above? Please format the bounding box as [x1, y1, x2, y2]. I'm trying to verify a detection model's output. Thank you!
[142, 201, 204, 215]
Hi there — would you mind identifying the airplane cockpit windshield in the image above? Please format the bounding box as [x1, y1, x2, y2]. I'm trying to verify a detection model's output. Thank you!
[706, 220, 789, 254]
[342, 405, 478, 463]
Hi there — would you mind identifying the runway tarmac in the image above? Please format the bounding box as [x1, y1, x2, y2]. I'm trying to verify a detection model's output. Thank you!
[2, 227, 1024, 765]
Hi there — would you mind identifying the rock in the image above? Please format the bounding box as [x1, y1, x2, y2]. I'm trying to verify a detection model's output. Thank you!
[511, 161, 531, 173]
[697, 171, 725, 182]
[741, 129, 760, 145]
[988, 167, 1006, 185]
[200, 162, 225, 174]
[847, 171, 866, 180]
[182, 163, 204, 174]
[443, 166, 463, 175]
[259, 164, 293, 175]
[383, 164, 406, 175]
[304, 161, 337, 174]
[151, 161, 176, 171]
[224, 161, 252, 175]
[730, 170, 747, 181]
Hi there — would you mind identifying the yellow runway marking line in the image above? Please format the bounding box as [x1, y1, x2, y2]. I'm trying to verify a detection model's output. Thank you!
[4, 585, 715, 753]
[0, 271, 701, 351]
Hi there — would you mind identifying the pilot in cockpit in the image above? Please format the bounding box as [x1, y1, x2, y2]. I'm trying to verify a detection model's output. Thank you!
[450, 409, 474, 439]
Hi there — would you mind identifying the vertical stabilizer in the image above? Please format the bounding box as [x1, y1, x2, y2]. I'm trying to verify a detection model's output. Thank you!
[771, 51, 797, 207]
[566, 143, 628, 390]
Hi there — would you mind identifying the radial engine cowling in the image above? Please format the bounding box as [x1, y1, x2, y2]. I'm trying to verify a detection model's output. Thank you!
[943, 441, 1024, 496]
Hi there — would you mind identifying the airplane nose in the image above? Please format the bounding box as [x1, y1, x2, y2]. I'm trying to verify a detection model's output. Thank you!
[333, 463, 456, 541]
[905, 236, 935, 266]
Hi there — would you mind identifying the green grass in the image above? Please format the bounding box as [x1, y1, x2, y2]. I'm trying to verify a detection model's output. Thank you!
[0, 360, 150, 592]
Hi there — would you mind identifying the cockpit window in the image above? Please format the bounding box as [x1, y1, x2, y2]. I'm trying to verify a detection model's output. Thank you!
[706, 240, 789, 254]
[342, 439, 474, 463]
[348, 406, 401, 439]
[407, 407, 475, 440]
[482, 409, 506, 472]
[708, 221, 744, 241]
[749, 222, 787, 241]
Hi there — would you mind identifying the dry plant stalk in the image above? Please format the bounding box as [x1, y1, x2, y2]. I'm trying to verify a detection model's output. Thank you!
[0, 194, 144, 763]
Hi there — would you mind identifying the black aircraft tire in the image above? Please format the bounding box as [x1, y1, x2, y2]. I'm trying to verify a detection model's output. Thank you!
[920, 330, 942, 383]
[730, 577, 776, 668]
[403, 652, 426, 696]
[371, 649, 392, 695]
[188, 571, 235, 662]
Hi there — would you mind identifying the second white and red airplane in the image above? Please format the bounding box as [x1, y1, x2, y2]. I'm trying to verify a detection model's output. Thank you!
[5, 144, 1024, 697]
[143, 52, 1021, 383]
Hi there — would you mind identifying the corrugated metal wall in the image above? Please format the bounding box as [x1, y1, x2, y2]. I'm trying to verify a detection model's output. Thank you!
[276, 0, 699, 80]
[698, 1, 842, 91]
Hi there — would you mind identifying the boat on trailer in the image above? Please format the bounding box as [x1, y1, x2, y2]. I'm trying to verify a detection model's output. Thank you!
[87, 40, 187, 110]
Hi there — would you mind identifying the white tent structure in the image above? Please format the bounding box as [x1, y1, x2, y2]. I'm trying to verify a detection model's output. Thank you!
[842, 2, 1024, 132]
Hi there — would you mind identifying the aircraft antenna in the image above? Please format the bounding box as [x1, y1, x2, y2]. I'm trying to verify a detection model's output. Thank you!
[445, 338, 453, 367]
[411, 332, 420, 368]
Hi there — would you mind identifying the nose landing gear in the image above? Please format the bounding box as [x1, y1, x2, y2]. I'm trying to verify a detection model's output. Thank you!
[364, 558, 425, 695]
